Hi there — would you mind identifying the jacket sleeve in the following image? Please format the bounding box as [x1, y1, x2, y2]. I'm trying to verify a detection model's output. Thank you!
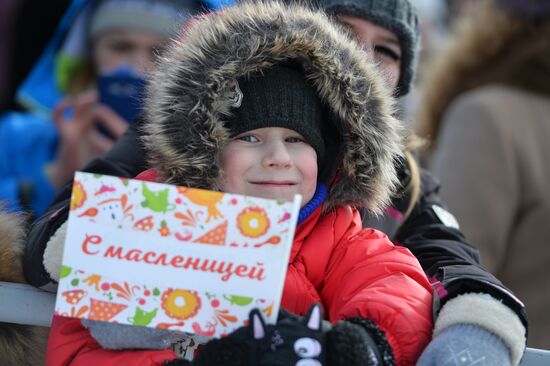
[321, 217, 433, 366]
[395, 167, 527, 331]
[24, 121, 146, 288]
[47, 315, 177, 366]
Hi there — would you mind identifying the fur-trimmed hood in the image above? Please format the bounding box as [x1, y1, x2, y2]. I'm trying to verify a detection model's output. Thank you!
[143, 1, 403, 214]
[0, 209, 26, 284]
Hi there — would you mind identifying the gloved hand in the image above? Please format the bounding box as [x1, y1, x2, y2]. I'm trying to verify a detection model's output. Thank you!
[165, 303, 386, 366]
[417, 324, 512, 366]
[82, 319, 187, 350]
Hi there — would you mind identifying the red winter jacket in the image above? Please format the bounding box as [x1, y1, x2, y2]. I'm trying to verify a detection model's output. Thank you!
[47, 200, 432, 366]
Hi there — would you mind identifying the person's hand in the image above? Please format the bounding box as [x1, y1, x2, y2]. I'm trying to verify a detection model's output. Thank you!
[164, 304, 382, 366]
[48, 91, 129, 187]
[417, 324, 512, 366]
[199, 304, 328, 365]
[81, 305, 385, 366]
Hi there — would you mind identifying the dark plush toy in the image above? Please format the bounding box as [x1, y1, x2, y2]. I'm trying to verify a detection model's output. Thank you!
[165, 304, 388, 366]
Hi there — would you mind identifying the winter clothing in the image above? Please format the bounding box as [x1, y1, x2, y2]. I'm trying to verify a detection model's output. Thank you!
[142, 4, 401, 216]
[363, 160, 528, 365]
[429, 293, 524, 364]
[89, 0, 201, 39]
[45, 2, 433, 365]
[226, 64, 327, 167]
[430, 86, 550, 351]
[82, 319, 187, 350]
[417, 0, 548, 350]
[417, 324, 511, 366]
[22, 0, 527, 365]
[164, 304, 385, 366]
[22, 30, 526, 366]
[323, 0, 419, 97]
[0, 208, 49, 366]
[0, 112, 59, 215]
[22, 8, 526, 341]
[47, 203, 433, 365]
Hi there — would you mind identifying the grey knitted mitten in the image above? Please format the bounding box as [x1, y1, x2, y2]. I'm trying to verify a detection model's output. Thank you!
[417, 324, 511, 366]
[82, 319, 187, 350]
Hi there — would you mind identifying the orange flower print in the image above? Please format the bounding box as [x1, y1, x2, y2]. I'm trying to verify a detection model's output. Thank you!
[159, 220, 170, 237]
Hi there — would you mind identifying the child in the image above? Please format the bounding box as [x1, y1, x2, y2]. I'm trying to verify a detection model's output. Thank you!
[46, 2, 432, 365]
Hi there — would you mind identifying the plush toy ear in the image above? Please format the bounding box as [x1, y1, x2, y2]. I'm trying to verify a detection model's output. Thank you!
[249, 308, 267, 340]
[304, 303, 322, 331]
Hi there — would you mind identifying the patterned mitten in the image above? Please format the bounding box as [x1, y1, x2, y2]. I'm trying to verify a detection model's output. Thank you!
[417, 324, 511, 366]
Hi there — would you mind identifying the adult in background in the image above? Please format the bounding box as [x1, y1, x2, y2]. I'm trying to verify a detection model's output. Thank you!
[418, 0, 550, 349]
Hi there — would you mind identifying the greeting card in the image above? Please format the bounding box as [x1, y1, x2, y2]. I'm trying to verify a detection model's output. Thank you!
[54, 172, 301, 338]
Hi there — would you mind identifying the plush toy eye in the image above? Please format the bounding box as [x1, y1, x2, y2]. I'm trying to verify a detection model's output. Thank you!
[293, 337, 321, 357]
[296, 359, 322, 366]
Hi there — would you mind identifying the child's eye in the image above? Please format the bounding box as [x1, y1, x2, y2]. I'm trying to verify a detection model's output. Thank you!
[374, 45, 401, 61]
[237, 135, 259, 142]
[285, 136, 306, 143]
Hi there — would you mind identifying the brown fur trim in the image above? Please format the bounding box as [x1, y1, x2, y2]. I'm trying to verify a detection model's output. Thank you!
[0, 325, 49, 366]
[143, 1, 404, 214]
[0, 208, 49, 365]
[416, 0, 550, 151]
[0, 208, 26, 283]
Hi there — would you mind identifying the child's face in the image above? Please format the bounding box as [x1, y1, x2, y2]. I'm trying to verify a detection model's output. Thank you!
[218, 127, 318, 207]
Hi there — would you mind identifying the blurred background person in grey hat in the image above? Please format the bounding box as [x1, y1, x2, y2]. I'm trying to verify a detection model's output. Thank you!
[0, 0, 204, 219]
[417, 0, 550, 350]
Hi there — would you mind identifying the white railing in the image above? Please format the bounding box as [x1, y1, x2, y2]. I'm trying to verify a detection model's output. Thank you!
[0, 281, 56, 327]
[0, 281, 547, 365]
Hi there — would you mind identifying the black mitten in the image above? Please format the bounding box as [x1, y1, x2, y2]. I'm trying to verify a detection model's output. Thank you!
[166, 305, 391, 366]
[189, 336, 250, 366]
[330, 317, 395, 366]
[170, 304, 326, 365]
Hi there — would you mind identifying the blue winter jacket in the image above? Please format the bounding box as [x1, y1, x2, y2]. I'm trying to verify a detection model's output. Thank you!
[0, 112, 58, 214]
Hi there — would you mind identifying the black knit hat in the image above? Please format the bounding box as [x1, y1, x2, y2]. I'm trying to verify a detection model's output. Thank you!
[225, 64, 326, 167]
[322, 0, 419, 97]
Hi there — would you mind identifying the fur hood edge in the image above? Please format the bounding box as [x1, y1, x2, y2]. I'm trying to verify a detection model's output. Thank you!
[143, 1, 404, 214]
